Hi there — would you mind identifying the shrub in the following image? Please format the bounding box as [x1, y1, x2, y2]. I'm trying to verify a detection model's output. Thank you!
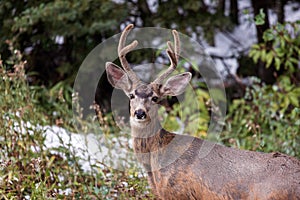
[222, 76, 300, 157]
[0, 46, 152, 199]
[249, 20, 300, 74]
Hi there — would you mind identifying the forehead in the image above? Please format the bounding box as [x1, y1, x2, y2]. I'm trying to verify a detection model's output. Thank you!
[134, 84, 153, 98]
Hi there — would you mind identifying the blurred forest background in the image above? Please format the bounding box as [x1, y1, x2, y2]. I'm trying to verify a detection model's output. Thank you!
[0, 0, 299, 199]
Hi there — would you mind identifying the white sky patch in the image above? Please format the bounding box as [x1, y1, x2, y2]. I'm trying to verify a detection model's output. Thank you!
[55, 36, 64, 44]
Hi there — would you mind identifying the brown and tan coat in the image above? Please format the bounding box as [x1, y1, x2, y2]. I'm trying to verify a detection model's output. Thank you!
[106, 24, 300, 200]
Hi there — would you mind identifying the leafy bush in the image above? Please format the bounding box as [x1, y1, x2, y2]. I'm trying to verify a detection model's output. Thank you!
[159, 85, 211, 138]
[234, 17, 300, 157]
[0, 47, 152, 199]
[222, 76, 300, 157]
[249, 20, 300, 73]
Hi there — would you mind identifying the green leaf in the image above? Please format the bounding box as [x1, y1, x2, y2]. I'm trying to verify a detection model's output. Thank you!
[279, 76, 291, 86]
[284, 34, 291, 43]
[279, 97, 289, 110]
[292, 87, 300, 95]
[288, 94, 299, 107]
[275, 57, 281, 70]
[265, 52, 273, 68]
[254, 9, 265, 25]
[260, 49, 266, 62]
[263, 29, 274, 41]
[242, 9, 250, 15]
[290, 57, 299, 64]
[284, 60, 294, 71]
[251, 44, 260, 50]
[275, 48, 285, 57]
[252, 51, 260, 64]
[275, 23, 285, 32]
[280, 38, 286, 49]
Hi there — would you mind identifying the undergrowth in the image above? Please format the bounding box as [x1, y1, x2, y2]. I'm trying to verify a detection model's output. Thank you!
[222, 77, 300, 157]
[0, 46, 152, 199]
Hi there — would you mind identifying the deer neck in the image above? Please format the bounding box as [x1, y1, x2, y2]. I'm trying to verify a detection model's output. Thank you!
[130, 117, 162, 138]
[130, 112, 166, 153]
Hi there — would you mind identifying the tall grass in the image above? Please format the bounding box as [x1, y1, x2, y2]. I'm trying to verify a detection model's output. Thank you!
[0, 46, 152, 199]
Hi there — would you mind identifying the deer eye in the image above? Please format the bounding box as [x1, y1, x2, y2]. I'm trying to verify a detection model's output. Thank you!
[151, 96, 159, 103]
[129, 94, 135, 99]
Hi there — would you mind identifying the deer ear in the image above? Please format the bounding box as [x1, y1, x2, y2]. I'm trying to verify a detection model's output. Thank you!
[160, 72, 192, 96]
[106, 62, 132, 92]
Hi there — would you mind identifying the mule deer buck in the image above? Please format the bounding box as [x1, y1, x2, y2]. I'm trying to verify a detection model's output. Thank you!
[106, 24, 300, 200]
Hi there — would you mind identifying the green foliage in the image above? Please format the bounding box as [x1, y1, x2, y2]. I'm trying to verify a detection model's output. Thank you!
[0, 0, 235, 87]
[160, 86, 210, 138]
[12, 1, 124, 37]
[243, 15, 300, 156]
[154, 0, 234, 45]
[254, 8, 265, 25]
[222, 76, 300, 157]
[0, 48, 152, 199]
[249, 20, 300, 72]
[0, 0, 128, 86]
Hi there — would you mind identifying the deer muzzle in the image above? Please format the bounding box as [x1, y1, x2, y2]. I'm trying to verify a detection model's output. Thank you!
[134, 109, 147, 120]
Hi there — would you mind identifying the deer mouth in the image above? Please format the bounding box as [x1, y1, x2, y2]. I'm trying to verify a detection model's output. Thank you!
[130, 115, 150, 125]
[133, 116, 149, 123]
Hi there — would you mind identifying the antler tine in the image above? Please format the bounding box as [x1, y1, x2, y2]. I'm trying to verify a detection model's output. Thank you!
[153, 30, 180, 85]
[118, 24, 140, 83]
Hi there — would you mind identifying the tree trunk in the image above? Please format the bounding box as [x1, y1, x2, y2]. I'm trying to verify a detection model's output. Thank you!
[218, 0, 225, 16]
[277, 0, 286, 24]
[251, 0, 277, 84]
[230, 0, 239, 24]
[137, 0, 154, 27]
[200, 0, 208, 11]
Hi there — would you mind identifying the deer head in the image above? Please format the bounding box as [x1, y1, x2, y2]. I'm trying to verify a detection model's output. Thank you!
[106, 24, 191, 135]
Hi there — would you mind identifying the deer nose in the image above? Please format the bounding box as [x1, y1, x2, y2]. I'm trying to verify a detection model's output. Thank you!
[134, 109, 147, 120]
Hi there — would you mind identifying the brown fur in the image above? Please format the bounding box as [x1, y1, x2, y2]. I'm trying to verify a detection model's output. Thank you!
[106, 24, 300, 200]
[132, 128, 300, 200]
